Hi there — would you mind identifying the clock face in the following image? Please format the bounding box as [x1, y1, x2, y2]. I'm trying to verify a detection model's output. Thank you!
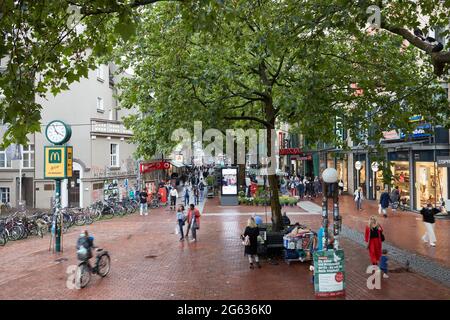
[46, 121, 69, 144]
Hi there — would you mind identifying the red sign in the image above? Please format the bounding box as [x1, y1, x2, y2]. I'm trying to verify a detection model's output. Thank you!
[140, 161, 171, 173]
[279, 148, 302, 155]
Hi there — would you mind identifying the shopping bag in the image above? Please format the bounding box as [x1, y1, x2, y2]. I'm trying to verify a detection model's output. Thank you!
[378, 204, 382, 215]
[175, 226, 179, 235]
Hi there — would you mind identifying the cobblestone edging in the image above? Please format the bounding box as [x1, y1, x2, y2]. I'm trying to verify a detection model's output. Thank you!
[340, 225, 450, 288]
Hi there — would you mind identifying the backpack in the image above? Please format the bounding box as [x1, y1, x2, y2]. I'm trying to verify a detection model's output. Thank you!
[199, 182, 204, 191]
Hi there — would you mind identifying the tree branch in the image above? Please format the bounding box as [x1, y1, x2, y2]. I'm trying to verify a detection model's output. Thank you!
[78, 0, 182, 16]
[224, 116, 271, 128]
[381, 23, 450, 76]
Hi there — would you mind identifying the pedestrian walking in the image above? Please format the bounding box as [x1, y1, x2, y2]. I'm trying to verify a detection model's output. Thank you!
[183, 185, 191, 206]
[338, 179, 344, 195]
[419, 200, 442, 247]
[379, 249, 389, 278]
[390, 186, 400, 213]
[139, 189, 148, 216]
[169, 187, 178, 211]
[379, 188, 391, 218]
[241, 217, 261, 269]
[176, 206, 186, 241]
[193, 185, 200, 205]
[313, 176, 320, 197]
[199, 180, 205, 201]
[365, 216, 384, 265]
[186, 204, 201, 242]
[354, 187, 364, 210]
[297, 180, 305, 199]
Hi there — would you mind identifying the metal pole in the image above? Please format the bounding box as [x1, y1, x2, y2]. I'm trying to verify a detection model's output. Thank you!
[55, 179, 62, 253]
[321, 181, 329, 250]
[19, 157, 22, 205]
[332, 182, 341, 250]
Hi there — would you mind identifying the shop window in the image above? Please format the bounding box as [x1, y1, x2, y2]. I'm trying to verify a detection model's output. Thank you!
[390, 161, 410, 209]
[0, 187, 10, 204]
[415, 162, 447, 209]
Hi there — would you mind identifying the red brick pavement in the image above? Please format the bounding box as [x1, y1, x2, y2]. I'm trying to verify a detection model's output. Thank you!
[310, 195, 450, 268]
[0, 200, 449, 300]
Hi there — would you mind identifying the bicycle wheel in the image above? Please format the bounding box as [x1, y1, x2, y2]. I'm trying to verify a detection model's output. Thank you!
[0, 232, 7, 246]
[74, 215, 86, 226]
[96, 253, 111, 277]
[76, 263, 91, 289]
[9, 226, 23, 241]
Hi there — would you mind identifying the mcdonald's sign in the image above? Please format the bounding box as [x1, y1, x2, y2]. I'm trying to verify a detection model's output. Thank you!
[44, 146, 73, 179]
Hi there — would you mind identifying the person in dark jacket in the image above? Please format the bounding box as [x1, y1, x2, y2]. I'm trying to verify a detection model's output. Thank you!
[282, 212, 291, 226]
[242, 217, 261, 269]
[379, 189, 391, 218]
[390, 186, 400, 213]
[419, 200, 442, 247]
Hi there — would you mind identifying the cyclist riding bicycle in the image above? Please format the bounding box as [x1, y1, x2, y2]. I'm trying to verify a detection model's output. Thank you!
[76, 230, 95, 261]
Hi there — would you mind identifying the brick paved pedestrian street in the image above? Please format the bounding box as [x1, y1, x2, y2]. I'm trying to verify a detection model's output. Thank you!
[1, 196, 449, 300]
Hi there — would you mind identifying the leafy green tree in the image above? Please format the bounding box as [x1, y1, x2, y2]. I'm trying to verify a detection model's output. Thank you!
[117, 0, 449, 230]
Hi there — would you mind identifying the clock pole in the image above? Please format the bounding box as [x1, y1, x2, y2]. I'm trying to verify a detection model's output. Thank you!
[55, 179, 62, 252]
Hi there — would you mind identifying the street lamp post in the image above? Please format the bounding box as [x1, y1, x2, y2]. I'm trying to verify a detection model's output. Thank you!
[322, 167, 341, 249]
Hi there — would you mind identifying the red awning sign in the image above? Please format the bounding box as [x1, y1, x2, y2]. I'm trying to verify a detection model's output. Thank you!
[140, 161, 171, 173]
[279, 148, 302, 155]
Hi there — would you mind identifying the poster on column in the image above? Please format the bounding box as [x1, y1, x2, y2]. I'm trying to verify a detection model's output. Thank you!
[313, 249, 345, 297]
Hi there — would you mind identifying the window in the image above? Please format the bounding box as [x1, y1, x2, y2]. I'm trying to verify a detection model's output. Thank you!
[93, 183, 104, 190]
[22, 144, 34, 168]
[110, 144, 119, 167]
[0, 187, 10, 204]
[96, 97, 104, 112]
[96, 65, 105, 81]
[44, 184, 55, 191]
[0, 148, 11, 168]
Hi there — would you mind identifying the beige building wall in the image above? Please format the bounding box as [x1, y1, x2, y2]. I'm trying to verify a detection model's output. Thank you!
[1, 62, 138, 209]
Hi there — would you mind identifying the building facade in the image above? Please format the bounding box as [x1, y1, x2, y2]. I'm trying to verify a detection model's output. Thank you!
[1, 63, 138, 209]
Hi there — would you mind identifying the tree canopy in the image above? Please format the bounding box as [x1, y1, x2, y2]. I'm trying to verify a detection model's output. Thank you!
[0, 0, 450, 146]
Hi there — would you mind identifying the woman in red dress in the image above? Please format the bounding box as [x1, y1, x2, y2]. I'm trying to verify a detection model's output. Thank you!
[365, 216, 383, 265]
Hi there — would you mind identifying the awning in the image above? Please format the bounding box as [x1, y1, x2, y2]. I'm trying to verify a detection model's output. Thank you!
[170, 160, 185, 168]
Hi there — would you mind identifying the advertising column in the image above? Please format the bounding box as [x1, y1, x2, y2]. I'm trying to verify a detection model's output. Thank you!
[220, 167, 238, 206]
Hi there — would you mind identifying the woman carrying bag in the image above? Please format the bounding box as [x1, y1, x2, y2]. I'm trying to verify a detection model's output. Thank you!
[186, 204, 201, 242]
[241, 217, 261, 269]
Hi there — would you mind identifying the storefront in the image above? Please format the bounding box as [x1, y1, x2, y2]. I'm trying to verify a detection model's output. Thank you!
[387, 152, 411, 209]
[413, 150, 448, 209]
[327, 153, 348, 192]
[353, 153, 367, 196]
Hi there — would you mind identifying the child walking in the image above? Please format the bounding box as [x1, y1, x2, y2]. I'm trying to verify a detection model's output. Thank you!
[379, 249, 389, 279]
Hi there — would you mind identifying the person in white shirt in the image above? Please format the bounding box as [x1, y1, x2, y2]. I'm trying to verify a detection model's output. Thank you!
[169, 187, 179, 211]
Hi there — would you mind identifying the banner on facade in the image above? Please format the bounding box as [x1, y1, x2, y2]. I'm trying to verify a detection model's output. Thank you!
[279, 148, 302, 155]
[140, 161, 171, 173]
[313, 249, 345, 297]
[437, 157, 450, 167]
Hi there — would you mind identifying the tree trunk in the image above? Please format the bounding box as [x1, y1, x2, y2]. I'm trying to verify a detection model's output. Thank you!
[265, 114, 282, 231]
[238, 163, 246, 192]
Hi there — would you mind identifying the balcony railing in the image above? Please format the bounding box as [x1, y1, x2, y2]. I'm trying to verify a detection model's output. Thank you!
[91, 119, 133, 136]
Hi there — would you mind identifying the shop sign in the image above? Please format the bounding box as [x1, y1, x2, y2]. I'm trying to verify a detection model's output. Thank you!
[382, 130, 400, 140]
[44, 146, 73, 179]
[291, 154, 312, 161]
[437, 157, 450, 167]
[355, 161, 362, 170]
[313, 249, 345, 297]
[279, 148, 302, 155]
[140, 161, 171, 173]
